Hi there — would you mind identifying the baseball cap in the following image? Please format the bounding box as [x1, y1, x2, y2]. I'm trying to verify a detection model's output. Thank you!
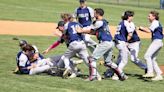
[56, 21, 65, 29]
[79, 0, 86, 3]
[19, 40, 27, 46]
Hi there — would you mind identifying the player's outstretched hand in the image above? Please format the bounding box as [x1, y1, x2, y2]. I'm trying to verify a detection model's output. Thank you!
[42, 49, 49, 54]
[138, 26, 144, 31]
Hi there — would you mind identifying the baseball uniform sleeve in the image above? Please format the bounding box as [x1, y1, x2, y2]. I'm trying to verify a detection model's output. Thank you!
[19, 54, 29, 67]
[91, 21, 103, 30]
[149, 20, 159, 32]
[87, 7, 94, 18]
[74, 8, 78, 18]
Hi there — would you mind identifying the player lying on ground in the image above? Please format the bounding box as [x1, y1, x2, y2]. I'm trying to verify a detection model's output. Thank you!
[16, 44, 52, 75]
[16, 40, 81, 77]
[14, 40, 44, 73]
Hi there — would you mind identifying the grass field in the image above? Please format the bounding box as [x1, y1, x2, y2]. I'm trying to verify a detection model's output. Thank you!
[88, 0, 161, 9]
[0, 35, 164, 92]
[0, 0, 164, 26]
[0, 0, 164, 92]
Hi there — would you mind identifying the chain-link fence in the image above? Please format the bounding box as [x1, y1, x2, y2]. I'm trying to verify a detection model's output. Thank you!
[88, 0, 161, 9]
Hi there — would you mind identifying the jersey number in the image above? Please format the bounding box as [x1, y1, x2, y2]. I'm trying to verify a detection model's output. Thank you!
[71, 25, 79, 34]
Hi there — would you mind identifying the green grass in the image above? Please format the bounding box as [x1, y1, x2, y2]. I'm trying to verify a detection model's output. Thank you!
[0, 0, 164, 26]
[0, 35, 164, 92]
[88, 0, 161, 8]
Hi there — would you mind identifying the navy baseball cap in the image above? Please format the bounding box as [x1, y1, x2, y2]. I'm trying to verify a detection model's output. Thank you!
[79, 0, 86, 3]
[56, 21, 65, 29]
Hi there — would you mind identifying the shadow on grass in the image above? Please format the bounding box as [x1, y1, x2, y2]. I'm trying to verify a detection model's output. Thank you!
[126, 73, 152, 82]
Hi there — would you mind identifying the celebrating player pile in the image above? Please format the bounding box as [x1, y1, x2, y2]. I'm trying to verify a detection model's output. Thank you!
[15, 0, 163, 81]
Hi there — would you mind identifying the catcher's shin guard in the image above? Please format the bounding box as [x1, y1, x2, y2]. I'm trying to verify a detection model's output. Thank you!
[105, 62, 127, 81]
[88, 56, 97, 81]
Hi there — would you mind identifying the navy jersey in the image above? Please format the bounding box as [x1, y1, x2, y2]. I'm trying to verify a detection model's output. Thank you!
[91, 19, 112, 42]
[16, 51, 31, 74]
[115, 20, 136, 42]
[64, 22, 83, 44]
[128, 30, 140, 43]
[149, 20, 163, 40]
[114, 21, 128, 42]
[75, 7, 94, 27]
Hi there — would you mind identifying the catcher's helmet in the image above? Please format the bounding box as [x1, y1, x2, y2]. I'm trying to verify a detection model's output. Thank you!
[19, 40, 27, 47]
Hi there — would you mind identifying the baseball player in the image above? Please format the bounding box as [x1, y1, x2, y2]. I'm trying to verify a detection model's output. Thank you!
[139, 11, 163, 81]
[54, 13, 95, 79]
[115, 11, 147, 75]
[43, 20, 87, 78]
[14, 40, 44, 73]
[16, 44, 52, 75]
[113, 11, 147, 80]
[127, 28, 147, 71]
[113, 11, 134, 80]
[77, 8, 127, 81]
[74, 0, 97, 52]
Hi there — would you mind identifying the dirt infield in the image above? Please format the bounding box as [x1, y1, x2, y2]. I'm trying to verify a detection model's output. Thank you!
[0, 20, 152, 38]
[160, 66, 164, 75]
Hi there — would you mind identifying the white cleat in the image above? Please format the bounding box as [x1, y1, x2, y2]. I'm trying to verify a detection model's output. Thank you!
[112, 74, 119, 80]
[97, 76, 102, 81]
[143, 73, 154, 78]
[151, 75, 163, 81]
[69, 73, 77, 78]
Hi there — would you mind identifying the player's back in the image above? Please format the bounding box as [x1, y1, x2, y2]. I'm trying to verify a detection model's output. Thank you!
[65, 22, 83, 43]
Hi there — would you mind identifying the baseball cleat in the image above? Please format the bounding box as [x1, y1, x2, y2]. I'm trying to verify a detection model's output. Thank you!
[118, 73, 128, 81]
[97, 76, 102, 81]
[62, 68, 71, 78]
[85, 76, 102, 81]
[142, 73, 154, 78]
[151, 75, 163, 81]
[69, 73, 77, 78]
[112, 74, 119, 80]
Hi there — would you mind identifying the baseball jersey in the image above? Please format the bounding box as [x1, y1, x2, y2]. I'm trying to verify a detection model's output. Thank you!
[128, 30, 140, 43]
[16, 51, 31, 74]
[75, 6, 94, 27]
[114, 20, 135, 42]
[149, 20, 163, 40]
[91, 19, 112, 42]
[64, 22, 83, 44]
